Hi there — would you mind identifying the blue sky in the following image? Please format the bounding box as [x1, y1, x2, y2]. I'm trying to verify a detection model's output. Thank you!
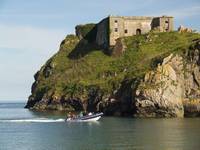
[0, 0, 200, 102]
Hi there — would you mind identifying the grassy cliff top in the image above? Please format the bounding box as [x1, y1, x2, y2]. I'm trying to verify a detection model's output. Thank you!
[32, 31, 200, 101]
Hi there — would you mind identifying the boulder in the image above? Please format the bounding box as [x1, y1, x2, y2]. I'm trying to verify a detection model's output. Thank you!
[178, 25, 193, 33]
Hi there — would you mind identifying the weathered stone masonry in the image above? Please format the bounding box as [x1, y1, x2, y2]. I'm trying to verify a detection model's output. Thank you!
[96, 15, 174, 49]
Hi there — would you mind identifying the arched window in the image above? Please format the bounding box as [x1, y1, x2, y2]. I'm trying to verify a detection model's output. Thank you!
[136, 29, 141, 35]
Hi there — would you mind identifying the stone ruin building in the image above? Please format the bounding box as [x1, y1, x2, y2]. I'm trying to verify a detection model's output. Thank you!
[75, 15, 174, 50]
[96, 15, 174, 49]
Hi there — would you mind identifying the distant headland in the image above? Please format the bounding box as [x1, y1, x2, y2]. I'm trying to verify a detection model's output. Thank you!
[25, 15, 200, 118]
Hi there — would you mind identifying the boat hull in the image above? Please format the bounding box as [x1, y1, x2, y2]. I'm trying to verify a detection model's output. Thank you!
[66, 113, 103, 122]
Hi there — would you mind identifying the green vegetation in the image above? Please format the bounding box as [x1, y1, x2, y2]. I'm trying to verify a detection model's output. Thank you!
[75, 23, 97, 43]
[33, 32, 200, 101]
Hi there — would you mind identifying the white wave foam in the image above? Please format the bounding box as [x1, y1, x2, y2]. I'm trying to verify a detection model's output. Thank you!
[0, 118, 65, 123]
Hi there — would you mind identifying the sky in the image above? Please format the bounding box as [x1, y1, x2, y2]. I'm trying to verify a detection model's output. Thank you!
[0, 0, 200, 102]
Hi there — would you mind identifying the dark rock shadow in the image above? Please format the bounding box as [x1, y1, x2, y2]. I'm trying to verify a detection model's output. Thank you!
[67, 39, 102, 59]
[67, 24, 110, 59]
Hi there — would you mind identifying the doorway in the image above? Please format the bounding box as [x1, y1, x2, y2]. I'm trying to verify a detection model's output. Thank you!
[136, 29, 141, 35]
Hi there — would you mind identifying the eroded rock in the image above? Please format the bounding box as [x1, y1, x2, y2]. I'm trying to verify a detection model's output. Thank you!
[134, 40, 200, 117]
[134, 55, 184, 117]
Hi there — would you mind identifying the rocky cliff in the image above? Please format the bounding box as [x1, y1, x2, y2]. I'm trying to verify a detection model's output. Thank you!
[25, 26, 200, 117]
[135, 39, 200, 117]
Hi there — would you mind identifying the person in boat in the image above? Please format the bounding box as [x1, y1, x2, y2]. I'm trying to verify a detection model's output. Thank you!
[67, 112, 76, 120]
[67, 112, 72, 118]
[67, 112, 72, 121]
[79, 111, 83, 117]
[72, 114, 76, 119]
[83, 111, 86, 116]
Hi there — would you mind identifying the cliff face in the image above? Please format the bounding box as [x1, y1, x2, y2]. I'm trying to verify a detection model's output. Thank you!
[135, 40, 200, 117]
[25, 29, 200, 117]
[135, 55, 185, 117]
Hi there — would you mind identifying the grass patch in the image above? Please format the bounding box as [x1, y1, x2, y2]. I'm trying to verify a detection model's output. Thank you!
[32, 32, 200, 100]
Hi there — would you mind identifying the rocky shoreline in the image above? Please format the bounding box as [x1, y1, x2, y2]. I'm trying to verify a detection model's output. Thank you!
[25, 31, 200, 118]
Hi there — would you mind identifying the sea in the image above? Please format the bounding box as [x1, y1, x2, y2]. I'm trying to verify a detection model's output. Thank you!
[0, 102, 200, 150]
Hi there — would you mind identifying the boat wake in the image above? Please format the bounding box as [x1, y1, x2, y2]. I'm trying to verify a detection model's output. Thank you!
[0, 118, 65, 123]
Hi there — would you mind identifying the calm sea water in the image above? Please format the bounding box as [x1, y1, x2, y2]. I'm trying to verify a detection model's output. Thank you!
[0, 102, 200, 150]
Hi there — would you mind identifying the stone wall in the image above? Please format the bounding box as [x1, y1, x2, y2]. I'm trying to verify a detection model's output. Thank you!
[75, 23, 97, 43]
[109, 16, 153, 46]
[96, 18, 109, 49]
[158, 16, 174, 32]
[95, 15, 174, 48]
